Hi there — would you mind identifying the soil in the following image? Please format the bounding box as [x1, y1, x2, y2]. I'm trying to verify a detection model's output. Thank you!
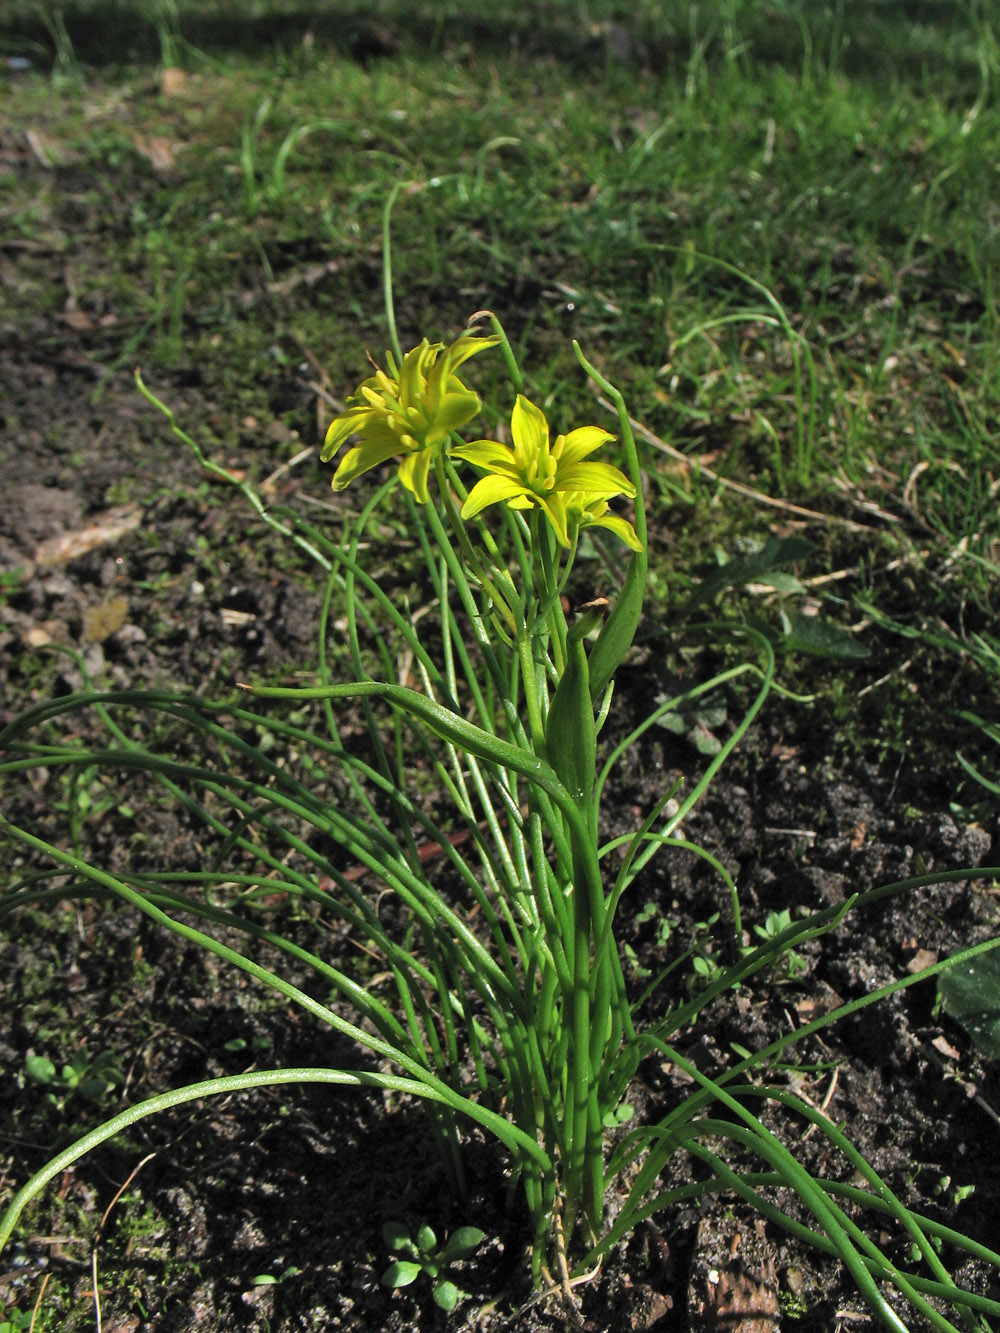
[2, 100, 1000, 1333]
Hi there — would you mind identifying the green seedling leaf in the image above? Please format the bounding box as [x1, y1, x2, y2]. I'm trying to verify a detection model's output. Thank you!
[938, 943, 1000, 1059]
[755, 908, 793, 940]
[440, 1226, 484, 1262]
[691, 722, 722, 756]
[655, 694, 726, 754]
[779, 610, 868, 660]
[24, 1055, 56, 1084]
[601, 1103, 634, 1129]
[433, 1279, 461, 1311]
[382, 1260, 422, 1288]
[697, 701, 727, 728]
[416, 1223, 437, 1253]
[688, 536, 813, 609]
[382, 1220, 413, 1251]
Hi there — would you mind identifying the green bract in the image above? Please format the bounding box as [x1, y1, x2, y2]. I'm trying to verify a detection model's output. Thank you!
[453, 393, 639, 548]
[322, 333, 498, 503]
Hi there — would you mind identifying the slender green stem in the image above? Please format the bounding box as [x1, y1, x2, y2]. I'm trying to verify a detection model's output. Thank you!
[478, 309, 524, 393]
[381, 180, 406, 364]
[0, 1068, 455, 1255]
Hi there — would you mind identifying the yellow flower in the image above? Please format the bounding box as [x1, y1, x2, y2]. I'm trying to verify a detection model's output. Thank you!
[322, 334, 498, 503]
[452, 395, 638, 548]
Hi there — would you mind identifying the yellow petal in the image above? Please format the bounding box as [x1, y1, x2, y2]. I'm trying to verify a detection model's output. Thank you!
[396, 339, 436, 406]
[398, 448, 434, 503]
[554, 426, 615, 465]
[331, 438, 402, 490]
[445, 333, 501, 370]
[581, 511, 642, 552]
[510, 395, 550, 464]
[322, 409, 367, 457]
[538, 494, 572, 547]
[556, 460, 636, 498]
[450, 439, 517, 470]
[461, 473, 531, 519]
[425, 388, 482, 443]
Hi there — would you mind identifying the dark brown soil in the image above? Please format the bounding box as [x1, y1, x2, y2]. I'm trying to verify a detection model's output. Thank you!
[2, 114, 1000, 1333]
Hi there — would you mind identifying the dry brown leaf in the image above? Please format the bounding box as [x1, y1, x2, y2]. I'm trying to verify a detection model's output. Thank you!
[907, 949, 938, 975]
[161, 66, 188, 95]
[34, 505, 142, 568]
[25, 127, 62, 168]
[61, 309, 94, 331]
[132, 134, 179, 172]
[932, 1034, 962, 1061]
[84, 596, 129, 643]
[267, 260, 342, 296]
[22, 624, 56, 649]
[688, 1218, 780, 1332]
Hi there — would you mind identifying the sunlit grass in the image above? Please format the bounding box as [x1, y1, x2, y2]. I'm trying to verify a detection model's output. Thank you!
[1, 0, 997, 741]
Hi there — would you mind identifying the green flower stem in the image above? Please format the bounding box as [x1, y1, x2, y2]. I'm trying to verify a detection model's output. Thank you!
[531, 508, 568, 676]
[528, 811, 573, 991]
[730, 1084, 973, 1310]
[421, 470, 528, 736]
[239, 678, 563, 804]
[516, 632, 549, 762]
[405, 516, 537, 908]
[562, 869, 594, 1240]
[438, 453, 524, 601]
[381, 181, 406, 364]
[432, 455, 521, 639]
[680, 1136, 949, 1333]
[478, 309, 524, 394]
[651, 1050, 911, 1332]
[0, 816, 552, 1169]
[240, 674, 601, 985]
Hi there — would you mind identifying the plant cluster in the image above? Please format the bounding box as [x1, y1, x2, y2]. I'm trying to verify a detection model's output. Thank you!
[2, 208, 1000, 1328]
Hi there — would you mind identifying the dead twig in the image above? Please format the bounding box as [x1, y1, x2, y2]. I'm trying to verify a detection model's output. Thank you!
[90, 1152, 157, 1333]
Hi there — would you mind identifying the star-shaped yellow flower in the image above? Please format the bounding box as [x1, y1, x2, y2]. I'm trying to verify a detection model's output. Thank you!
[452, 395, 638, 548]
[322, 334, 498, 503]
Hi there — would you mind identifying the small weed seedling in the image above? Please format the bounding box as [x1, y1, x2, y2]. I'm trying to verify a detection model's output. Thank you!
[380, 1220, 484, 1313]
[753, 908, 808, 980]
[24, 1048, 123, 1107]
